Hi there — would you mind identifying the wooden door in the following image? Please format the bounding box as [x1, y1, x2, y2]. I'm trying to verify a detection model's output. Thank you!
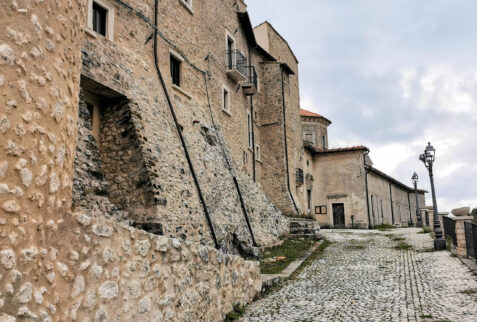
[333, 203, 345, 228]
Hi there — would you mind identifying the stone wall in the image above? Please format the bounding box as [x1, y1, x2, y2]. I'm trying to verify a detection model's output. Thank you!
[0, 212, 261, 321]
[76, 0, 289, 252]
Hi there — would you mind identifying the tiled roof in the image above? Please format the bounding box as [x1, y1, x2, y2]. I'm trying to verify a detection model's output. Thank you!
[315, 146, 369, 153]
[300, 109, 324, 118]
[300, 109, 332, 124]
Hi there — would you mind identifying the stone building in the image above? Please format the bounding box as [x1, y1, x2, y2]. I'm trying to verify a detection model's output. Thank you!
[0, 0, 428, 319]
[0, 0, 308, 320]
[300, 109, 427, 228]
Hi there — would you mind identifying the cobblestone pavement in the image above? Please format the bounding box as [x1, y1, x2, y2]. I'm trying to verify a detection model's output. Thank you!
[242, 228, 477, 322]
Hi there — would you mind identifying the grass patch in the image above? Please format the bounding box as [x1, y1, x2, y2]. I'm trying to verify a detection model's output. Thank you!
[394, 241, 413, 250]
[289, 239, 331, 280]
[420, 314, 433, 319]
[460, 288, 477, 295]
[450, 253, 458, 257]
[260, 238, 317, 274]
[417, 247, 435, 253]
[224, 304, 246, 321]
[418, 227, 432, 234]
[345, 245, 366, 250]
[374, 224, 395, 231]
[392, 237, 406, 241]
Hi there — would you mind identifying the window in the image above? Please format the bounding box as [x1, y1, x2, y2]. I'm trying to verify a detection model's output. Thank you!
[322, 135, 326, 149]
[315, 205, 327, 214]
[170, 55, 181, 87]
[226, 36, 235, 69]
[87, 0, 114, 40]
[222, 86, 230, 113]
[255, 145, 261, 161]
[247, 112, 252, 149]
[254, 110, 258, 123]
[296, 168, 304, 184]
[93, 3, 107, 36]
[243, 150, 248, 164]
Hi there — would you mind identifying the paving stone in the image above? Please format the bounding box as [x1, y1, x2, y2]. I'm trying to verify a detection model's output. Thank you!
[242, 228, 477, 321]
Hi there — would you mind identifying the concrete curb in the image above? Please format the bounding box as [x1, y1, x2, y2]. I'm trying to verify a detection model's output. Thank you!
[260, 240, 324, 294]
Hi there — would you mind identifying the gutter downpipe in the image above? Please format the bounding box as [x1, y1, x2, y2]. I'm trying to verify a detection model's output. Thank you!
[389, 183, 395, 225]
[364, 151, 371, 229]
[153, 0, 219, 249]
[280, 66, 299, 215]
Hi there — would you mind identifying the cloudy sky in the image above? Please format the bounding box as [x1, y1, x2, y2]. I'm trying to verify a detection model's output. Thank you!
[247, 0, 477, 212]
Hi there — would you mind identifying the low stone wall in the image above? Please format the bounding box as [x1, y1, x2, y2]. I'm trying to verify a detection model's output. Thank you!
[0, 213, 261, 321]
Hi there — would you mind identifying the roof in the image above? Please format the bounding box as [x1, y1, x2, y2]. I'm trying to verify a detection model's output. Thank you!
[300, 109, 332, 124]
[367, 166, 428, 194]
[305, 144, 369, 155]
[254, 21, 299, 64]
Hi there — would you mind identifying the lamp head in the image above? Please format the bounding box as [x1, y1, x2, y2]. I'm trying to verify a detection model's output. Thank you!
[424, 142, 435, 164]
[411, 172, 418, 185]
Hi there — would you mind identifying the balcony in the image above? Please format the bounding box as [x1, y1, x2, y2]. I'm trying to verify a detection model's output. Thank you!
[241, 65, 257, 95]
[226, 49, 247, 82]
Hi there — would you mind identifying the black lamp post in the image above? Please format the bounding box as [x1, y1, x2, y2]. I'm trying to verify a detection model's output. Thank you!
[411, 172, 422, 227]
[419, 142, 446, 250]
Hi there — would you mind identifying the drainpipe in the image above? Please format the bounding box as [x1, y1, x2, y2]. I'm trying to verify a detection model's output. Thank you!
[364, 151, 371, 229]
[153, 0, 219, 249]
[389, 183, 395, 225]
[250, 96, 256, 182]
[407, 191, 412, 226]
[280, 66, 299, 215]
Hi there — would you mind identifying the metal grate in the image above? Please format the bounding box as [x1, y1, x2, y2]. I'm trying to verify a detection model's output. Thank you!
[464, 221, 477, 262]
[442, 216, 457, 246]
[225, 49, 247, 77]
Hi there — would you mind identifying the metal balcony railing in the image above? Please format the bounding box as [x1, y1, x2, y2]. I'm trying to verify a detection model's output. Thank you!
[241, 65, 257, 95]
[226, 49, 247, 79]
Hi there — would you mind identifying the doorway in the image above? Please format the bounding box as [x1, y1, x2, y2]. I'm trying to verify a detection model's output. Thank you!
[332, 203, 345, 228]
[307, 189, 312, 214]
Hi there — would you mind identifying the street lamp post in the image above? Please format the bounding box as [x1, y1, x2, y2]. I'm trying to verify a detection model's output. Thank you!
[419, 142, 446, 251]
[411, 172, 422, 227]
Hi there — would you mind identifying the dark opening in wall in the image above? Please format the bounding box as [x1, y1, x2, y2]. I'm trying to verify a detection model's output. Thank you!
[73, 76, 159, 231]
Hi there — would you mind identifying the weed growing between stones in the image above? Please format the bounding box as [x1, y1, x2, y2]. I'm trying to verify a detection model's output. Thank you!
[417, 247, 435, 253]
[460, 288, 477, 295]
[374, 224, 395, 231]
[418, 227, 432, 234]
[394, 242, 413, 250]
[224, 304, 246, 321]
[420, 314, 433, 319]
[392, 237, 406, 241]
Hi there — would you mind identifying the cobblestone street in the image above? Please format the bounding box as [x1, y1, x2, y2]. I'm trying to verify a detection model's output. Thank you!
[242, 228, 477, 321]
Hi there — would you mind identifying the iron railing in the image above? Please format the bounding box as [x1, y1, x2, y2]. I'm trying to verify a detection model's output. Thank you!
[226, 49, 247, 76]
[244, 65, 257, 87]
[464, 221, 477, 263]
[443, 216, 457, 246]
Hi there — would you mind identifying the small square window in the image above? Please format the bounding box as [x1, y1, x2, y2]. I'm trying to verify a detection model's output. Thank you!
[170, 55, 181, 87]
[92, 2, 107, 36]
[87, 0, 114, 40]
